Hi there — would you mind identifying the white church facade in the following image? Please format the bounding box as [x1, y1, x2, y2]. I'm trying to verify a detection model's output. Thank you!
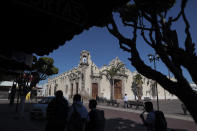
[45, 50, 177, 100]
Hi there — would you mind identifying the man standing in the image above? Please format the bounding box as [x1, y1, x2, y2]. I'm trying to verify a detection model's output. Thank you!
[86, 99, 105, 131]
[140, 101, 156, 131]
[123, 94, 128, 108]
[45, 90, 69, 131]
[67, 94, 89, 131]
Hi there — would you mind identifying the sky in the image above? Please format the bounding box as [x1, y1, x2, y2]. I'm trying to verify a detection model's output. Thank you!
[39, 0, 197, 85]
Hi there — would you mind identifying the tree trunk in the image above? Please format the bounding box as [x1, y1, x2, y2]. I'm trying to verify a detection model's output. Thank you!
[130, 47, 197, 123]
[110, 79, 114, 100]
[177, 86, 197, 123]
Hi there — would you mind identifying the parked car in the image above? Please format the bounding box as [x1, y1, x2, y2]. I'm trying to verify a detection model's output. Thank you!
[30, 96, 70, 119]
[30, 96, 54, 119]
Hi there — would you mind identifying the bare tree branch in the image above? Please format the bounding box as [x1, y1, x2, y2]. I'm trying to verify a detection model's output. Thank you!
[149, 29, 156, 45]
[123, 21, 154, 31]
[171, 12, 182, 22]
[118, 41, 131, 52]
[140, 11, 153, 22]
[129, 42, 178, 94]
[106, 15, 134, 49]
[156, 46, 187, 83]
[141, 30, 153, 47]
[167, 47, 197, 84]
[180, 0, 196, 56]
[109, 0, 197, 123]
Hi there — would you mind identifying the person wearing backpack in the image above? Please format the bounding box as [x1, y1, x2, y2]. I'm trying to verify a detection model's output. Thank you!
[67, 94, 89, 131]
[45, 90, 70, 131]
[154, 110, 167, 131]
[140, 101, 167, 131]
[85, 99, 105, 131]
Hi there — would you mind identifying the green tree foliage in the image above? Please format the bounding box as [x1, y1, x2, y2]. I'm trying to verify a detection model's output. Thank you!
[150, 81, 157, 98]
[31, 56, 58, 86]
[13, 56, 58, 113]
[131, 74, 143, 100]
[105, 0, 197, 123]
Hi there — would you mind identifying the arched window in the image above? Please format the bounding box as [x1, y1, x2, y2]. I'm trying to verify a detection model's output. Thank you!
[81, 73, 84, 81]
[65, 85, 68, 94]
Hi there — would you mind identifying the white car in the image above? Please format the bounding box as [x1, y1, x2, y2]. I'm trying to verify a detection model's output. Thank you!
[30, 96, 54, 119]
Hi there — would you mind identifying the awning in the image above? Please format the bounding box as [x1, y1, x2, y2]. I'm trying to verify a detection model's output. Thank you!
[1, 0, 129, 80]
[3, 0, 129, 56]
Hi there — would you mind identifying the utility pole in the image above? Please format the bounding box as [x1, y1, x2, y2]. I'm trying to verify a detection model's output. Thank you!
[148, 54, 160, 110]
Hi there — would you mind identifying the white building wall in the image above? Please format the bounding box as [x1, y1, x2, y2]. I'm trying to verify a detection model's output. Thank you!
[124, 69, 135, 100]
[99, 75, 111, 100]
[85, 65, 92, 97]
[45, 50, 178, 101]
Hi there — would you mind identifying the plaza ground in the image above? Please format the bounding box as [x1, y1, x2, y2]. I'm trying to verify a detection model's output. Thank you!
[0, 99, 196, 131]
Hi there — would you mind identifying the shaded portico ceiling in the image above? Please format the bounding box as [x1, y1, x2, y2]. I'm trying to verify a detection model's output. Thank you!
[3, 0, 129, 56]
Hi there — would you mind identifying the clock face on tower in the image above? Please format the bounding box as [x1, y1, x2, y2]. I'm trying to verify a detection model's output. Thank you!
[83, 57, 87, 63]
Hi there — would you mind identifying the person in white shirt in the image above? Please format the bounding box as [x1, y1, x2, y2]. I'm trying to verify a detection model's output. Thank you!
[123, 94, 128, 108]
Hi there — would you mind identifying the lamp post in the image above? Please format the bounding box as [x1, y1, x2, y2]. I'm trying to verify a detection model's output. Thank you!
[148, 54, 160, 110]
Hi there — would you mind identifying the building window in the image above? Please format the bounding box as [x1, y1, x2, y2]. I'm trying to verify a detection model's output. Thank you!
[65, 85, 68, 94]
[81, 73, 84, 81]
[49, 87, 51, 96]
[76, 83, 79, 94]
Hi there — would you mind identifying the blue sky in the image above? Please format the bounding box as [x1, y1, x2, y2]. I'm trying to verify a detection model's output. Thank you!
[39, 0, 197, 85]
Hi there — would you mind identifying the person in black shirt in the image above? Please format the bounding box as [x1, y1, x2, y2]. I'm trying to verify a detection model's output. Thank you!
[45, 90, 69, 131]
[86, 99, 105, 131]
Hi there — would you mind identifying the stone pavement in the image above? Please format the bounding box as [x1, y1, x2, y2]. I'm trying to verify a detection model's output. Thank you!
[100, 106, 197, 131]
[87, 99, 197, 131]
[96, 99, 193, 120]
[0, 99, 197, 131]
[96, 104, 193, 122]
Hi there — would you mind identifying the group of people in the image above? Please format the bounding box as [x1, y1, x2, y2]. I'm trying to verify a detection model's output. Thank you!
[45, 90, 105, 131]
[46, 90, 168, 131]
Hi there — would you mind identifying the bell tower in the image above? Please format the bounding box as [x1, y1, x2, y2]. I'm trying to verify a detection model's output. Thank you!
[79, 50, 92, 98]
[79, 50, 91, 66]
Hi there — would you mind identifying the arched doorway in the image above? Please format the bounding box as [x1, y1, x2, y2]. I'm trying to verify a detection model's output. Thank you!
[92, 83, 98, 99]
[114, 79, 122, 99]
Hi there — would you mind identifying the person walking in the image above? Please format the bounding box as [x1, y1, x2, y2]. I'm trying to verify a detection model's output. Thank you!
[45, 90, 69, 131]
[67, 94, 89, 131]
[123, 94, 128, 108]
